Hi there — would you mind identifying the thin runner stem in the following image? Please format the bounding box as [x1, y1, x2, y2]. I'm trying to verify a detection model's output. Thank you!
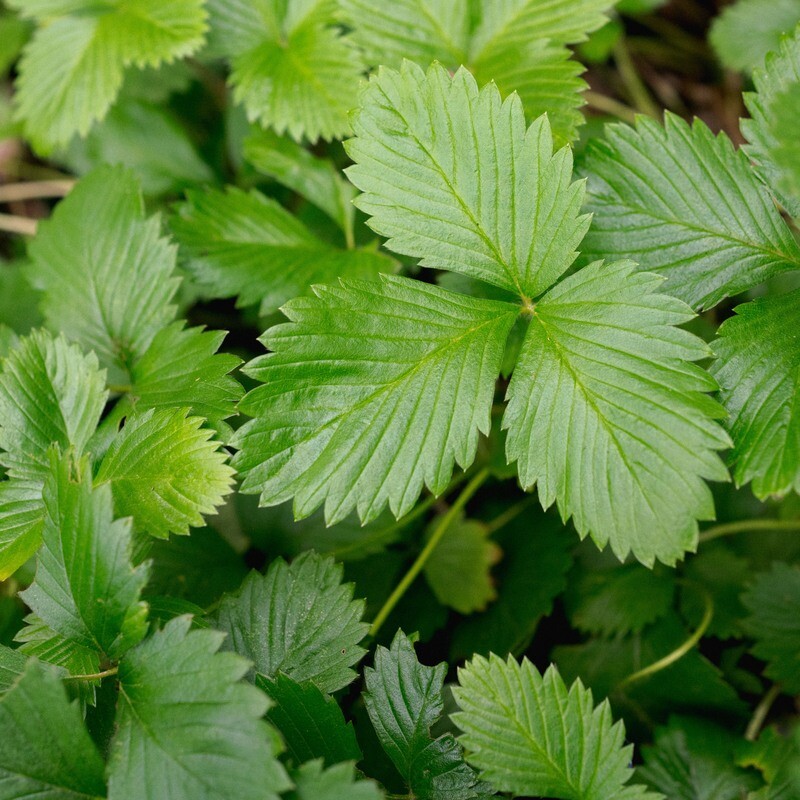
[699, 519, 800, 544]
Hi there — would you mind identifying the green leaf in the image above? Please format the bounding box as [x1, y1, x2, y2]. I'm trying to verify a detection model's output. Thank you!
[0, 659, 106, 800]
[346, 62, 590, 301]
[172, 187, 394, 316]
[215, 552, 368, 693]
[107, 615, 290, 800]
[711, 289, 800, 498]
[0, 644, 25, 694]
[580, 113, 800, 310]
[364, 631, 488, 800]
[206, 0, 363, 142]
[0, 330, 106, 484]
[287, 759, 384, 800]
[709, 0, 800, 73]
[741, 562, 800, 693]
[769, 82, 800, 204]
[742, 25, 800, 217]
[636, 716, 761, 800]
[233, 275, 517, 523]
[10, 0, 207, 152]
[27, 166, 179, 385]
[256, 673, 362, 766]
[453, 657, 659, 799]
[423, 513, 501, 614]
[20, 450, 149, 660]
[244, 127, 357, 236]
[503, 260, 730, 567]
[0, 482, 46, 580]
[96, 407, 235, 539]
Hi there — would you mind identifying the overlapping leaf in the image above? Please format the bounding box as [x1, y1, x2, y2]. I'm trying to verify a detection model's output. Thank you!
[712, 289, 800, 498]
[769, 82, 800, 203]
[287, 760, 383, 800]
[580, 113, 800, 310]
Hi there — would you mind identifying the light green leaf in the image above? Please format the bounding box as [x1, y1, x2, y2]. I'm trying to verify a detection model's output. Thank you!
[423, 513, 501, 614]
[742, 25, 800, 217]
[0, 482, 46, 580]
[107, 615, 290, 800]
[0, 660, 106, 800]
[364, 631, 488, 800]
[742, 562, 800, 693]
[233, 275, 517, 523]
[287, 759, 384, 800]
[243, 127, 357, 236]
[10, 0, 207, 152]
[0, 644, 26, 694]
[171, 186, 395, 316]
[503, 260, 730, 566]
[769, 82, 800, 203]
[453, 656, 660, 799]
[709, 0, 800, 73]
[27, 166, 179, 386]
[580, 113, 800, 310]
[712, 289, 800, 498]
[256, 673, 362, 766]
[215, 552, 368, 693]
[96, 407, 235, 539]
[346, 62, 590, 301]
[20, 450, 149, 660]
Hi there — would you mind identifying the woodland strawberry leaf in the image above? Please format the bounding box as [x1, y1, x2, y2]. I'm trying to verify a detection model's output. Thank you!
[769, 82, 800, 203]
[0, 644, 25, 693]
[287, 759, 384, 800]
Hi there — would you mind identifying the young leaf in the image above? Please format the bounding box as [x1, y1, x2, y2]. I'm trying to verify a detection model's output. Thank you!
[287, 759, 384, 800]
[108, 615, 290, 800]
[20, 449, 149, 660]
[741, 562, 800, 693]
[233, 275, 517, 523]
[171, 187, 394, 316]
[363, 630, 489, 800]
[206, 0, 363, 142]
[95, 407, 235, 539]
[0, 660, 106, 799]
[9, 0, 207, 152]
[215, 552, 368, 693]
[742, 25, 800, 217]
[345, 62, 590, 301]
[257, 673, 362, 766]
[423, 513, 501, 614]
[712, 289, 800, 498]
[453, 657, 660, 799]
[503, 260, 730, 566]
[580, 113, 800, 310]
[26, 166, 179, 385]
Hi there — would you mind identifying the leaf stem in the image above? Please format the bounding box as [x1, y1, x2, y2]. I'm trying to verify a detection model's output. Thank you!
[745, 684, 782, 742]
[0, 213, 37, 236]
[369, 468, 490, 638]
[0, 180, 75, 203]
[616, 584, 713, 689]
[699, 519, 800, 544]
[584, 91, 639, 125]
[484, 495, 536, 536]
[612, 38, 660, 119]
[63, 666, 118, 682]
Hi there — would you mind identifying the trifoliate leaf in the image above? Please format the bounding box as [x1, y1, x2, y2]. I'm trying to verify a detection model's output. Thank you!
[580, 113, 800, 310]
[0, 330, 106, 483]
[504, 260, 730, 567]
[233, 275, 517, 523]
[769, 82, 800, 204]
[453, 657, 656, 799]
[215, 552, 368, 693]
[0, 660, 106, 799]
[171, 186, 394, 316]
[244, 127, 357, 237]
[206, 0, 363, 142]
[709, 0, 800, 73]
[9, 0, 207, 152]
[20, 450, 149, 660]
[742, 25, 800, 217]
[107, 616, 290, 800]
[364, 631, 488, 800]
[712, 290, 800, 498]
[636, 716, 761, 800]
[741, 562, 800, 692]
[287, 759, 384, 800]
[256, 673, 362, 766]
[423, 513, 501, 614]
[27, 166, 179, 386]
[96, 407, 235, 539]
[0, 644, 25, 694]
[346, 62, 590, 301]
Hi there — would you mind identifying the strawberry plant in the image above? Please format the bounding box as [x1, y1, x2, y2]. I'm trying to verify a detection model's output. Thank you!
[0, 0, 799, 798]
